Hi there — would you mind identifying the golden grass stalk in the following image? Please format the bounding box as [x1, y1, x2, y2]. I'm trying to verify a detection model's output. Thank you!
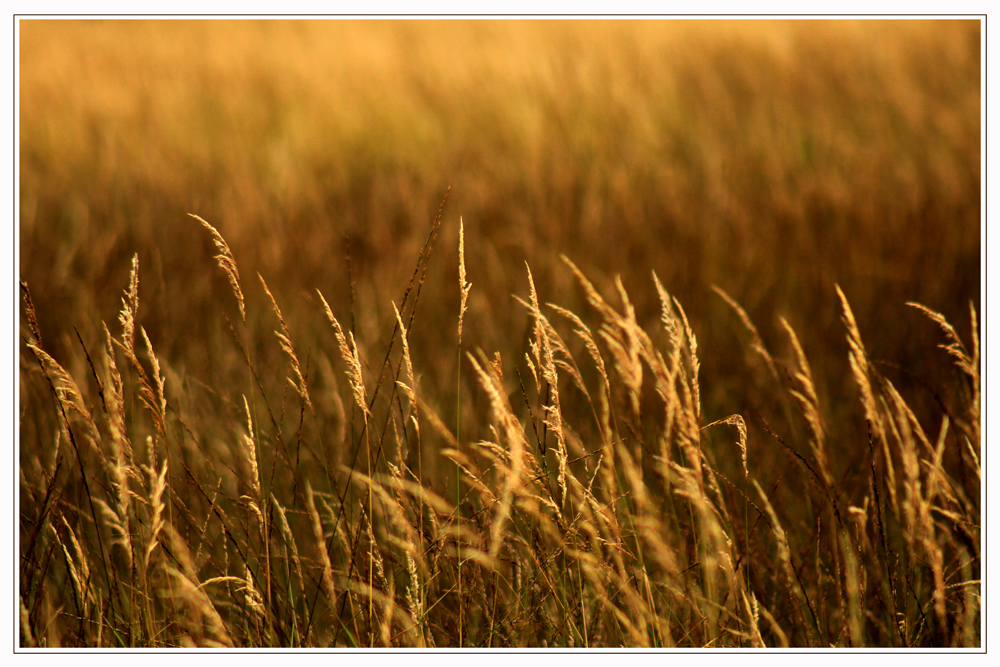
[20, 280, 43, 345]
[742, 591, 766, 648]
[702, 414, 748, 480]
[96, 321, 139, 578]
[270, 494, 306, 602]
[26, 342, 96, 432]
[458, 217, 472, 347]
[141, 458, 168, 568]
[908, 300, 980, 445]
[606, 283, 645, 419]
[108, 260, 169, 443]
[361, 502, 389, 592]
[404, 549, 424, 644]
[780, 317, 832, 487]
[525, 262, 545, 386]
[242, 562, 266, 620]
[318, 289, 370, 418]
[119, 254, 139, 355]
[523, 265, 569, 507]
[648, 275, 699, 488]
[838, 285, 898, 513]
[93, 491, 133, 572]
[468, 352, 525, 564]
[712, 285, 779, 386]
[190, 213, 245, 322]
[136, 450, 168, 644]
[305, 481, 338, 606]
[101, 322, 132, 461]
[240, 395, 261, 500]
[260, 273, 313, 412]
[561, 256, 619, 324]
[540, 304, 594, 401]
[547, 303, 613, 442]
[838, 285, 880, 433]
[906, 301, 978, 379]
[140, 326, 168, 441]
[669, 291, 701, 422]
[392, 302, 417, 409]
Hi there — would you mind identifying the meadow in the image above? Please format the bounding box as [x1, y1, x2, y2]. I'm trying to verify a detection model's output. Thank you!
[18, 19, 981, 648]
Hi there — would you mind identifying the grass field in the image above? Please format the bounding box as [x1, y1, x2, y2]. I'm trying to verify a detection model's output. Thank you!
[18, 19, 980, 648]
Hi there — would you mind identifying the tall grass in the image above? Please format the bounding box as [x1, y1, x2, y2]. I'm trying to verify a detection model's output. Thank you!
[19, 216, 980, 646]
[18, 19, 979, 648]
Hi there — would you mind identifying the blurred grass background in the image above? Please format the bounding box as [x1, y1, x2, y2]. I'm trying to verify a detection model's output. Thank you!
[20, 17, 980, 530]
